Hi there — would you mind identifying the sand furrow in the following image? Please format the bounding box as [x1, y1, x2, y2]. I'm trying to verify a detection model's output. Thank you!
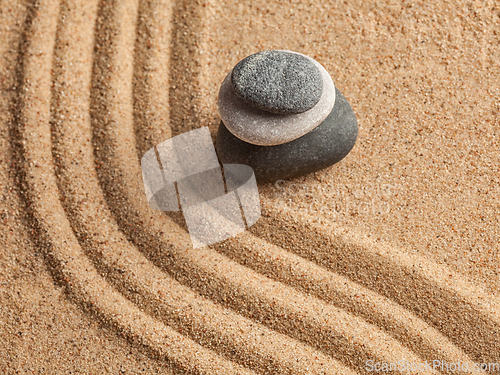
[167, 0, 211, 136]
[13, 0, 256, 373]
[132, 0, 173, 152]
[215, 233, 481, 375]
[255, 204, 500, 366]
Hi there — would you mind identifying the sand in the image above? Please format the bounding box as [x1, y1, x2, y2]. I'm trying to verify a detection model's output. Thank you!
[0, 0, 499, 373]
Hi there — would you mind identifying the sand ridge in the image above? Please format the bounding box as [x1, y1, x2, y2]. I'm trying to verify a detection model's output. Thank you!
[1, 0, 499, 373]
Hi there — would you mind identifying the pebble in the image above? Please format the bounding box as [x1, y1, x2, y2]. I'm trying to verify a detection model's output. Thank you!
[231, 50, 323, 114]
[216, 87, 358, 182]
[218, 51, 335, 146]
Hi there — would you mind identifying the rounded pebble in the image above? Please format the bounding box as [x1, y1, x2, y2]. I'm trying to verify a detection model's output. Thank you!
[231, 50, 323, 114]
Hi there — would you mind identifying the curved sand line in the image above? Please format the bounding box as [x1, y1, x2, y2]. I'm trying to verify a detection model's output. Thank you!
[214, 234, 481, 375]
[255, 204, 500, 366]
[14, 0, 256, 373]
[167, 0, 211, 137]
[132, 0, 173, 152]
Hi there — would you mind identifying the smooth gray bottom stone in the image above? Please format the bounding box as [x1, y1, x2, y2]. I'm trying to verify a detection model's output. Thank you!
[216, 87, 358, 183]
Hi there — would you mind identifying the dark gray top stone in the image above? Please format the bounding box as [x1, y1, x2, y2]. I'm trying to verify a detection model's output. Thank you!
[231, 50, 323, 115]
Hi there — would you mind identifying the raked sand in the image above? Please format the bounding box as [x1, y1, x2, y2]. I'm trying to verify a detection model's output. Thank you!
[0, 0, 499, 373]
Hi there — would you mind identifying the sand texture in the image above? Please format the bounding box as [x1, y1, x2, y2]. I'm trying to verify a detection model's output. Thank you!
[0, 0, 499, 373]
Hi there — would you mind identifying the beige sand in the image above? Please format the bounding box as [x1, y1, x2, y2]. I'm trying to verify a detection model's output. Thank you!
[0, 0, 499, 373]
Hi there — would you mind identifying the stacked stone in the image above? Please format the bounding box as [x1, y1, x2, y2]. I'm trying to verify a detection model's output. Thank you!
[216, 50, 358, 182]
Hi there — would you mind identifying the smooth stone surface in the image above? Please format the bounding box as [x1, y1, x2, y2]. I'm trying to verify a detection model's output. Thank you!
[216, 87, 357, 183]
[231, 50, 323, 114]
[218, 51, 336, 146]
